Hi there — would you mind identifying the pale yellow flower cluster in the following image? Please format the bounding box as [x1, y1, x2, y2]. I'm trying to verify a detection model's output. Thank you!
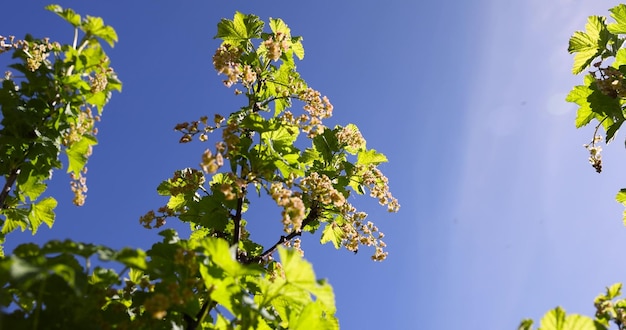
[293, 88, 334, 137]
[337, 125, 365, 151]
[584, 135, 603, 173]
[336, 204, 388, 261]
[594, 64, 626, 98]
[263, 32, 289, 61]
[300, 172, 345, 207]
[270, 182, 306, 232]
[356, 164, 400, 212]
[212, 44, 242, 87]
[201, 149, 224, 174]
[69, 171, 88, 206]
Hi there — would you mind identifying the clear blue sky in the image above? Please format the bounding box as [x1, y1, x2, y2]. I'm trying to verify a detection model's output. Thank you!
[3, 1, 626, 329]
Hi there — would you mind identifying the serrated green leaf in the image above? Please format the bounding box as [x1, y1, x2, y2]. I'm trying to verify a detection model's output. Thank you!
[167, 194, 186, 210]
[320, 223, 344, 249]
[291, 39, 305, 60]
[566, 85, 594, 128]
[18, 174, 47, 201]
[215, 12, 264, 45]
[66, 135, 97, 175]
[82, 16, 118, 47]
[612, 48, 626, 69]
[269, 18, 290, 36]
[113, 248, 148, 270]
[608, 4, 626, 34]
[1, 208, 29, 234]
[607, 283, 622, 299]
[568, 16, 608, 74]
[538, 307, 602, 330]
[616, 189, 626, 203]
[46, 4, 81, 27]
[539, 307, 566, 330]
[290, 301, 338, 330]
[518, 319, 533, 330]
[357, 149, 388, 165]
[29, 197, 57, 234]
[201, 237, 260, 277]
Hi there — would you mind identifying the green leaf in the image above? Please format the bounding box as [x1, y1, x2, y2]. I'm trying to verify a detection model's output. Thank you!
[1, 208, 29, 234]
[357, 149, 388, 165]
[616, 188, 626, 203]
[167, 194, 186, 210]
[606, 283, 622, 299]
[612, 48, 626, 69]
[518, 319, 533, 330]
[566, 85, 594, 128]
[278, 246, 336, 313]
[291, 38, 305, 60]
[46, 4, 81, 27]
[320, 223, 344, 249]
[537, 307, 602, 330]
[539, 307, 566, 330]
[82, 16, 118, 47]
[215, 12, 264, 45]
[201, 237, 260, 277]
[290, 301, 338, 330]
[112, 248, 148, 270]
[568, 16, 608, 74]
[269, 18, 290, 36]
[18, 173, 48, 201]
[29, 197, 57, 234]
[66, 135, 98, 175]
[608, 4, 626, 34]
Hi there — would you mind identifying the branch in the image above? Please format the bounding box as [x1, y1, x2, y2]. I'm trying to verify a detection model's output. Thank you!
[232, 185, 246, 258]
[0, 168, 20, 210]
[246, 202, 319, 264]
[185, 288, 216, 330]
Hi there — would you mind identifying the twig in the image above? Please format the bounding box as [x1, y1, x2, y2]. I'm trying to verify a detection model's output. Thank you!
[246, 202, 319, 264]
[0, 168, 20, 209]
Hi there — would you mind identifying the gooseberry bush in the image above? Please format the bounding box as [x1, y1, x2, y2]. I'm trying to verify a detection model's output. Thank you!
[519, 4, 626, 330]
[0, 5, 399, 329]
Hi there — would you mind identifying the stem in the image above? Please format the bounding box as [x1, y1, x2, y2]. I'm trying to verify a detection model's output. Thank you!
[0, 168, 20, 210]
[186, 287, 216, 330]
[232, 185, 245, 250]
[247, 202, 319, 264]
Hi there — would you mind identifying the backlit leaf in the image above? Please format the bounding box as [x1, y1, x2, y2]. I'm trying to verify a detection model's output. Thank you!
[608, 4, 626, 34]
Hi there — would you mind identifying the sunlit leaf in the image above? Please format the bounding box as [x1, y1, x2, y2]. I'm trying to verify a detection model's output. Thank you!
[357, 149, 388, 165]
[320, 223, 344, 249]
[608, 4, 626, 34]
[46, 4, 81, 27]
[66, 135, 98, 175]
[29, 197, 57, 234]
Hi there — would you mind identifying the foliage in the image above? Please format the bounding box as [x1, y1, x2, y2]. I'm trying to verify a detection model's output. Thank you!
[0, 4, 121, 257]
[520, 4, 626, 330]
[0, 6, 399, 329]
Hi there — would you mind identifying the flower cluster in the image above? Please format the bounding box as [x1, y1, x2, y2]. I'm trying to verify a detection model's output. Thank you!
[292, 88, 334, 137]
[592, 62, 626, 98]
[356, 164, 400, 212]
[69, 171, 88, 206]
[337, 125, 366, 151]
[201, 148, 224, 174]
[584, 135, 603, 173]
[300, 172, 345, 207]
[139, 205, 174, 229]
[175, 114, 225, 143]
[270, 182, 306, 232]
[263, 32, 290, 61]
[213, 44, 242, 87]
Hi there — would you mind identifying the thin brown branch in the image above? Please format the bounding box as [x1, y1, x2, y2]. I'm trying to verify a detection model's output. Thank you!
[246, 202, 319, 264]
[0, 168, 20, 209]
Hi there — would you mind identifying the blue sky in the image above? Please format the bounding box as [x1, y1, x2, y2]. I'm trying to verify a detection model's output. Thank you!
[3, 1, 626, 329]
